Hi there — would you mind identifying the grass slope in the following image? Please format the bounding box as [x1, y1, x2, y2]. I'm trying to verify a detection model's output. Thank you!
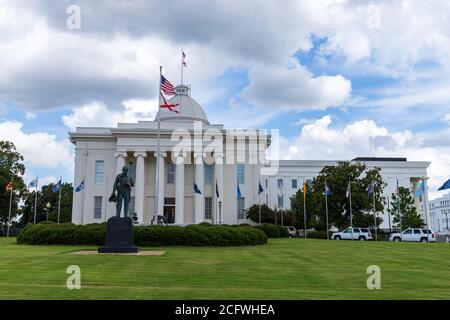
[0, 237, 449, 299]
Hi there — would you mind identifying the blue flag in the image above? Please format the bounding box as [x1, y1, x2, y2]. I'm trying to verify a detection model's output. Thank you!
[75, 180, 85, 193]
[52, 179, 61, 193]
[193, 183, 202, 195]
[215, 181, 220, 198]
[438, 179, 450, 191]
[28, 178, 38, 188]
[258, 181, 264, 195]
[237, 183, 242, 199]
[367, 181, 375, 197]
[415, 180, 425, 197]
[324, 183, 332, 196]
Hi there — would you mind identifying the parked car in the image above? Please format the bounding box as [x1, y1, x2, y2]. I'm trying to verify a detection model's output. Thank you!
[286, 226, 297, 238]
[389, 228, 436, 242]
[332, 227, 373, 241]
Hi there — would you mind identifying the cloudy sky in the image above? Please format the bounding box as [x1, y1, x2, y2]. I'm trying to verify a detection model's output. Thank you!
[1, 0, 450, 199]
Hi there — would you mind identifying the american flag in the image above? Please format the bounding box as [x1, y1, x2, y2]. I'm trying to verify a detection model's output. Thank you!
[182, 50, 187, 67]
[161, 75, 176, 96]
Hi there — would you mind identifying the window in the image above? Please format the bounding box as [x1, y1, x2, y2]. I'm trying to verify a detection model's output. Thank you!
[403, 229, 412, 234]
[205, 164, 213, 185]
[237, 197, 245, 219]
[167, 161, 175, 184]
[353, 228, 360, 233]
[277, 195, 284, 208]
[265, 179, 268, 188]
[414, 229, 421, 234]
[277, 179, 283, 188]
[292, 179, 298, 189]
[205, 197, 212, 219]
[94, 196, 102, 219]
[265, 194, 268, 205]
[95, 161, 104, 184]
[237, 164, 245, 184]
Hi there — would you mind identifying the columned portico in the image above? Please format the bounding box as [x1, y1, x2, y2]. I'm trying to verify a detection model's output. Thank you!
[175, 153, 185, 225]
[154, 151, 167, 222]
[115, 152, 127, 174]
[133, 151, 147, 224]
[214, 152, 224, 224]
[194, 152, 204, 223]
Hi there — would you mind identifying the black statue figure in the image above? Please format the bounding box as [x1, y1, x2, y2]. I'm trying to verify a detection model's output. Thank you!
[109, 166, 134, 218]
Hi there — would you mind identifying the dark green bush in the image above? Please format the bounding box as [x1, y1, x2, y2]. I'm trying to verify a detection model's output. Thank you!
[17, 223, 267, 247]
[278, 226, 290, 238]
[255, 224, 281, 238]
[307, 230, 328, 239]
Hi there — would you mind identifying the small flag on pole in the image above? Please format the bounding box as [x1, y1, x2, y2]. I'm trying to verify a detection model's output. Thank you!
[194, 183, 202, 195]
[52, 179, 61, 193]
[367, 181, 375, 197]
[258, 181, 264, 195]
[303, 182, 308, 200]
[324, 183, 332, 196]
[346, 181, 351, 198]
[215, 180, 220, 198]
[161, 75, 176, 96]
[415, 180, 425, 197]
[75, 180, 85, 193]
[438, 178, 450, 191]
[182, 50, 187, 67]
[5, 182, 13, 191]
[237, 183, 242, 199]
[28, 179, 38, 188]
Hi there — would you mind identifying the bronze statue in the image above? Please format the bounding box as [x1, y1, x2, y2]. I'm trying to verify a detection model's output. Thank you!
[109, 166, 134, 218]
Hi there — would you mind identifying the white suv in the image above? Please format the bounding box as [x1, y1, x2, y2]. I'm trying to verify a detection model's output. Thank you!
[332, 227, 373, 241]
[389, 228, 436, 242]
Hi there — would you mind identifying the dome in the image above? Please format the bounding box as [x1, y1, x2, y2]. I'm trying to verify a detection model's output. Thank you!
[155, 84, 209, 124]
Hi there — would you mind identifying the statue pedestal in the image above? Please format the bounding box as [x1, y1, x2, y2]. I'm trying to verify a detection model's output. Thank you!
[98, 216, 138, 253]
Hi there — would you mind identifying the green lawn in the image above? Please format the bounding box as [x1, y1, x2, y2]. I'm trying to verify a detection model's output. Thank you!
[0, 237, 449, 299]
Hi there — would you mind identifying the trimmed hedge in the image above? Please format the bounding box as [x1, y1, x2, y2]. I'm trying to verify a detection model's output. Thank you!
[306, 230, 328, 239]
[255, 224, 289, 238]
[17, 223, 267, 247]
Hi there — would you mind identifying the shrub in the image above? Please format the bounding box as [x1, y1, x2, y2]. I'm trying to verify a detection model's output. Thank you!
[17, 223, 267, 247]
[256, 224, 281, 238]
[278, 226, 289, 238]
[307, 230, 328, 239]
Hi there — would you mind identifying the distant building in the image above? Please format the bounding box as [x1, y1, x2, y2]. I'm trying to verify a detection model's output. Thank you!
[425, 193, 450, 232]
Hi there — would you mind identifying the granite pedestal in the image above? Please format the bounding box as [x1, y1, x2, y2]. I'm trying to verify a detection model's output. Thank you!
[98, 216, 138, 253]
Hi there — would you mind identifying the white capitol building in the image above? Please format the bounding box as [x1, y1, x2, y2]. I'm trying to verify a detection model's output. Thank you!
[70, 84, 430, 229]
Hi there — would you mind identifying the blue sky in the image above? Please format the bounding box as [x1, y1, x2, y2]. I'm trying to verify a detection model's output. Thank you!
[1, 0, 450, 199]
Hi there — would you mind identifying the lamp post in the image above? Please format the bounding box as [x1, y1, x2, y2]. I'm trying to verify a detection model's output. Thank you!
[45, 202, 51, 221]
[218, 201, 222, 224]
[274, 204, 278, 225]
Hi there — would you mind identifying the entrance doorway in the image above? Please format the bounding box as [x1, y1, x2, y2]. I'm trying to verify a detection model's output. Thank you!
[163, 198, 175, 224]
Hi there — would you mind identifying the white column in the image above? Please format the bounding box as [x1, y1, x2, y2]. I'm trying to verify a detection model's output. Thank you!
[133, 152, 147, 224]
[194, 152, 204, 224]
[115, 152, 127, 174]
[175, 153, 186, 225]
[154, 152, 167, 221]
[214, 152, 224, 224]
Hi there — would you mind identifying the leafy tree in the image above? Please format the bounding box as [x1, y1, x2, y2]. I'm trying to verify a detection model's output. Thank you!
[19, 182, 73, 225]
[246, 204, 296, 226]
[290, 161, 385, 230]
[0, 141, 26, 227]
[388, 186, 424, 229]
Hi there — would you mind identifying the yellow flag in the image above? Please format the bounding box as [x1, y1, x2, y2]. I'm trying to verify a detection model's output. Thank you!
[303, 182, 307, 200]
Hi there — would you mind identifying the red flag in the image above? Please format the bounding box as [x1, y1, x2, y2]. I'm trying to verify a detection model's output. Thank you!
[5, 182, 13, 191]
[160, 93, 179, 114]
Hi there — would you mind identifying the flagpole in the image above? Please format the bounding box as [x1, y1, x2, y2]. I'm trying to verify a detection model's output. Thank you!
[325, 179, 329, 240]
[7, 186, 13, 237]
[181, 50, 183, 85]
[349, 179, 353, 241]
[397, 177, 402, 231]
[303, 181, 307, 239]
[155, 66, 162, 225]
[258, 192, 261, 225]
[33, 175, 38, 224]
[57, 176, 62, 224]
[372, 182, 377, 241]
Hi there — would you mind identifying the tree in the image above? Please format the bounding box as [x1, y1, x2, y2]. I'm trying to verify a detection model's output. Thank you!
[388, 186, 424, 229]
[245, 204, 296, 226]
[290, 161, 385, 230]
[0, 141, 26, 227]
[19, 182, 73, 225]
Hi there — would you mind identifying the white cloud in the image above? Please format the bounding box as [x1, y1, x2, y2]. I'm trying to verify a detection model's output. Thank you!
[62, 98, 158, 131]
[442, 114, 450, 125]
[283, 116, 450, 200]
[241, 61, 351, 111]
[0, 120, 73, 170]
